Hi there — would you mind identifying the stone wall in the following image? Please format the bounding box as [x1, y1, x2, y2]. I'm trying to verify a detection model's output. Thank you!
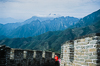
[0, 45, 60, 66]
[61, 33, 100, 66]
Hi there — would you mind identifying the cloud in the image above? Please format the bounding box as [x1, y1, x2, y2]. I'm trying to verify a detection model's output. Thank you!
[0, 0, 100, 20]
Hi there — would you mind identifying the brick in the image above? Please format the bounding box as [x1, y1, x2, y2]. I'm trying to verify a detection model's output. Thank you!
[89, 63, 97, 66]
[82, 49, 88, 52]
[85, 59, 92, 62]
[79, 59, 84, 61]
[82, 56, 89, 59]
[85, 37, 92, 42]
[86, 45, 93, 49]
[93, 36, 100, 40]
[78, 42, 86, 45]
[75, 64, 81, 66]
[72, 63, 75, 66]
[89, 56, 97, 59]
[80, 39, 85, 42]
[89, 48, 97, 52]
[81, 46, 86, 49]
[85, 53, 92, 56]
[93, 52, 97, 55]
[89, 40, 97, 44]
[93, 44, 97, 48]
[81, 62, 88, 65]
[76, 46, 81, 49]
[93, 60, 97, 63]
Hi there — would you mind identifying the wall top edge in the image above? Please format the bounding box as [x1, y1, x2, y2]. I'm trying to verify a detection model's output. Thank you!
[74, 33, 100, 40]
[0, 45, 59, 54]
[61, 33, 100, 46]
[0, 45, 5, 47]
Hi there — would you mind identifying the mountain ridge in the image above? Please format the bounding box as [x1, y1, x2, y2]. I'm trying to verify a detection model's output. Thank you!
[0, 9, 100, 53]
[8, 16, 79, 38]
[69, 9, 100, 28]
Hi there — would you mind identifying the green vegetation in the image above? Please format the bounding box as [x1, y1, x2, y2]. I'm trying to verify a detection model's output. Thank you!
[0, 9, 100, 53]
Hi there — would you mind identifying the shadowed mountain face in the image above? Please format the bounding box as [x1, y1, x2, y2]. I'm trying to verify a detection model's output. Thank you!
[0, 17, 24, 24]
[9, 16, 79, 38]
[0, 9, 100, 53]
[0, 23, 22, 37]
[0, 16, 79, 38]
[0, 20, 100, 53]
[70, 9, 100, 28]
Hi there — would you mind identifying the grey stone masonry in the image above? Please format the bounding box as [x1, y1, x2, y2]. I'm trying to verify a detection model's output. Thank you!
[61, 33, 100, 66]
[0, 45, 60, 66]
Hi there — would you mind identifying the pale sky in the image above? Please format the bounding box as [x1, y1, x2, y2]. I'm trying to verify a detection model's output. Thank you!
[0, 0, 100, 20]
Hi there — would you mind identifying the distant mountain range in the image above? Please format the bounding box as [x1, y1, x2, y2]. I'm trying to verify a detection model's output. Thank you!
[70, 9, 100, 28]
[0, 17, 24, 24]
[0, 16, 79, 38]
[0, 9, 100, 53]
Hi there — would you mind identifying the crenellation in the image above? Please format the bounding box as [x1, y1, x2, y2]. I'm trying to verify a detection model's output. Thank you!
[10, 49, 14, 60]
[45, 51, 52, 60]
[52, 52, 55, 58]
[61, 33, 100, 66]
[0, 45, 60, 66]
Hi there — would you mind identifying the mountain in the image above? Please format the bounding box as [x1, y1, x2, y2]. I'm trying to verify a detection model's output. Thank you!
[22, 14, 61, 24]
[0, 35, 7, 40]
[22, 16, 54, 25]
[7, 9, 100, 38]
[0, 9, 100, 53]
[0, 20, 100, 53]
[70, 9, 100, 28]
[0, 17, 24, 24]
[0, 22, 22, 36]
[8, 16, 79, 38]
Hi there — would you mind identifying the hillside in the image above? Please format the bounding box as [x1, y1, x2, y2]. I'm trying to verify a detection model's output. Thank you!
[0, 20, 100, 53]
[70, 9, 100, 28]
[0, 16, 79, 38]
[8, 16, 79, 38]
[0, 22, 23, 36]
[0, 9, 100, 53]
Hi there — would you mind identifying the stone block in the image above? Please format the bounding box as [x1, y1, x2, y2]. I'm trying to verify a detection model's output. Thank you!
[75, 63, 81, 66]
[93, 36, 100, 40]
[82, 55, 89, 59]
[85, 53, 92, 56]
[81, 62, 88, 65]
[80, 39, 85, 42]
[81, 46, 86, 49]
[85, 37, 92, 42]
[79, 59, 85, 62]
[89, 40, 97, 44]
[89, 56, 97, 59]
[93, 59, 98, 63]
[85, 59, 92, 62]
[86, 45, 93, 49]
[89, 63, 97, 66]
[75, 46, 81, 49]
[93, 52, 97, 55]
[81, 49, 88, 53]
[89, 48, 97, 52]
[78, 42, 86, 45]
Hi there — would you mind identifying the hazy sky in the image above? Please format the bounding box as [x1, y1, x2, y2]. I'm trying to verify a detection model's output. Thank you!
[0, 0, 100, 20]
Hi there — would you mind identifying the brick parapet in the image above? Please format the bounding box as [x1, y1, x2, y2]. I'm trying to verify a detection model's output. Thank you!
[0, 45, 60, 66]
[61, 33, 100, 66]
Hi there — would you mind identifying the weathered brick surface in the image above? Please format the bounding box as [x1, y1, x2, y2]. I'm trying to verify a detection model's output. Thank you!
[61, 34, 100, 66]
[0, 45, 60, 66]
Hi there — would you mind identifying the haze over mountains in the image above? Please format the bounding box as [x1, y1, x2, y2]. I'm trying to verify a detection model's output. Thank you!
[0, 9, 100, 53]
[0, 17, 24, 24]
[0, 16, 79, 38]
